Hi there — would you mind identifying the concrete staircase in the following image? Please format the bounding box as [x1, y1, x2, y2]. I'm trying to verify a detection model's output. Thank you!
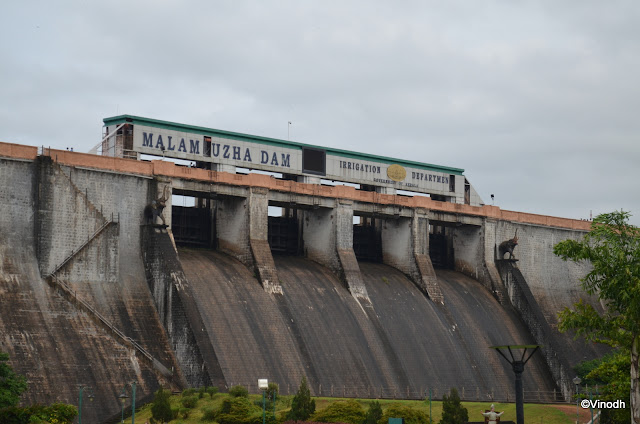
[495, 260, 573, 401]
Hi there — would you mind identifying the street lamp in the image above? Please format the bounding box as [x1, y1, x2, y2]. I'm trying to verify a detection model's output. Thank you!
[118, 389, 129, 423]
[490, 344, 541, 424]
[258, 379, 269, 424]
[118, 382, 137, 424]
[78, 385, 94, 424]
[573, 376, 582, 424]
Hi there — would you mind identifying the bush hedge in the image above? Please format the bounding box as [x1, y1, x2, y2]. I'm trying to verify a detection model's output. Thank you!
[311, 399, 365, 424]
[379, 403, 429, 424]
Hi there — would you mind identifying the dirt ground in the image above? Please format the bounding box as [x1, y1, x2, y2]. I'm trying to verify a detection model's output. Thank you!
[549, 404, 597, 423]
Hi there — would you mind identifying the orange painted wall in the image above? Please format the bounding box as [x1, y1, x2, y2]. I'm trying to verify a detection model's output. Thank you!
[1, 142, 591, 231]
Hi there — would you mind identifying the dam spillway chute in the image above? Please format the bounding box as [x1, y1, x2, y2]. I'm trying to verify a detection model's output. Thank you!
[171, 241, 558, 400]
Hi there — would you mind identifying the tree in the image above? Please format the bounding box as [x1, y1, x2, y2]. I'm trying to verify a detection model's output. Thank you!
[364, 400, 383, 424]
[582, 350, 630, 423]
[0, 352, 27, 409]
[207, 386, 219, 398]
[287, 376, 315, 421]
[266, 382, 278, 403]
[439, 388, 468, 424]
[554, 211, 640, 423]
[151, 388, 174, 423]
[229, 385, 249, 398]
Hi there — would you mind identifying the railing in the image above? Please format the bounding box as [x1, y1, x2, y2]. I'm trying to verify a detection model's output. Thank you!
[48, 216, 118, 277]
[221, 382, 568, 403]
[47, 274, 173, 378]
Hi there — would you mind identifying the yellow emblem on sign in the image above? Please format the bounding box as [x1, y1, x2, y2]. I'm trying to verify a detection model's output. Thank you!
[386, 164, 406, 182]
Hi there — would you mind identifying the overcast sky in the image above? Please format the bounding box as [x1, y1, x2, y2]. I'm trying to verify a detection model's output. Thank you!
[1, 1, 638, 224]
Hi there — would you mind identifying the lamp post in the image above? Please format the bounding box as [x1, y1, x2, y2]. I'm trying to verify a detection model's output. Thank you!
[490, 344, 541, 424]
[429, 388, 432, 424]
[78, 385, 94, 424]
[258, 379, 269, 424]
[118, 382, 137, 424]
[573, 376, 582, 424]
[118, 389, 129, 424]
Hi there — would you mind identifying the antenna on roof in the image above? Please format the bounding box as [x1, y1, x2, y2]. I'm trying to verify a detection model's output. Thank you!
[288, 121, 292, 140]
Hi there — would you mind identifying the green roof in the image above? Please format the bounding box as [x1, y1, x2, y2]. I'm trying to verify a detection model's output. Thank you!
[103, 114, 464, 175]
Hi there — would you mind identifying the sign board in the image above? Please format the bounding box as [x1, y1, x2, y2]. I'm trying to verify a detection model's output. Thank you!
[130, 123, 457, 197]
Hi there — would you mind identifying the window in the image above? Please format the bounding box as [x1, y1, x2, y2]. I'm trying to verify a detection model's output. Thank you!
[204, 136, 212, 157]
[302, 147, 326, 175]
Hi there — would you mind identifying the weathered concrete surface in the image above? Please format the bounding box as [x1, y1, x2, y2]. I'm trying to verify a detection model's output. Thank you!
[142, 226, 223, 388]
[453, 219, 608, 398]
[488, 222, 607, 366]
[380, 209, 443, 303]
[176, 249, 308, 392]
[0, 157, 181, 423]
[362, 263, 556, 399]
[301, 200, 370, 302]
[216, 188, 282, 293]
[177, 248, 555, 399]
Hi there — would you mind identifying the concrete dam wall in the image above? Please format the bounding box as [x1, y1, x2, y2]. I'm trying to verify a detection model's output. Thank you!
[0, 155, 182, 423]
[0, 145, 603, 421]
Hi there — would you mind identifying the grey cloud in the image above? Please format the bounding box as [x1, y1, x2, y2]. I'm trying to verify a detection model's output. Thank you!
[1, 0, 638, 224]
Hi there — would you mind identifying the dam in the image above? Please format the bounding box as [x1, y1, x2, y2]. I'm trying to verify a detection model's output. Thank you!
[0, 116, 605, 422]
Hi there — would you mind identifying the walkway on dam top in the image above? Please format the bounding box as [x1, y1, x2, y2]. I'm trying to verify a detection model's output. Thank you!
[0, 141, 590, 231]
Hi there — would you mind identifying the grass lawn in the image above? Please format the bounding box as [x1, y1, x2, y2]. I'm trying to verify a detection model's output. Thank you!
[130, 393, 580, 424]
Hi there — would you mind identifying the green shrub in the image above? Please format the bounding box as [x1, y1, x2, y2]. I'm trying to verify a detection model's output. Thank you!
[439, 388, 467, 424]
[0, 406, 28, 424]
[312, 399, 365, 424]
[179, 407, 191, 419]
[0, 404, 78, 424]
[202, 407, 217, 421]
[278, 395, 292, 408]
[41, 403, 78, 423]
[229, 385, 249, 398]
[379, 403, 428, 424]
[249, 412, 277, 424]
[207, 386, 220, 398]
[217, 397, 261, 424]
[364, 401, 383, 424]
[0, 352, 28, 409]
[199, 386, 207, 399]
[266, 382, 279, 400]
[182, 395, 199, 409]
[151, 389, 174, 423]
[182, 387, 197, 397]
[286, 377, 315, 421]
